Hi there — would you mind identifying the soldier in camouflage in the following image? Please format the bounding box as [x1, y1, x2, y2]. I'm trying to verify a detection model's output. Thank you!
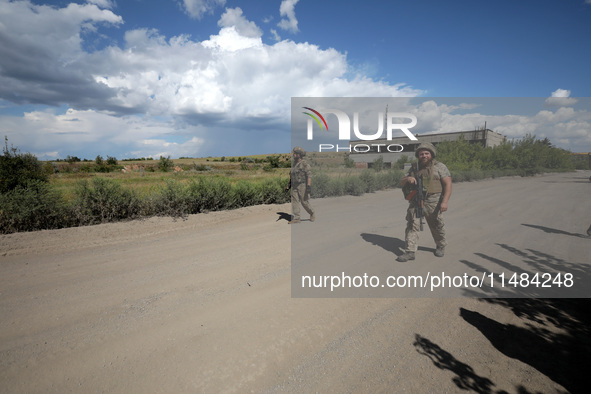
[397, 142, 452, 261]
[287, 147, 315, 224]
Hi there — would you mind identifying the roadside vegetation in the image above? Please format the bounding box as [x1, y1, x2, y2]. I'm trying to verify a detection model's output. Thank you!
[435, 134, 584, 181]
[0, 134, 586, 234]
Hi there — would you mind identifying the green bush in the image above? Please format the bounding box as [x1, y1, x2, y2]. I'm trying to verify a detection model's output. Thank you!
[187, 177, 233, 213]
[0, 180, 72, 233]
[259, 177, 290, 204]
[439, 134, 575, 174]
[310, 173, 332, 198]
[193, 163, 211, 171]
[360, 170, 377, 193]
[0, 139, 48, 193]
[344, 156, 355, 168]
[73, 177, 142, 224]
[372, 156, 384, 172]
[344, 176, 365, 196]
[158, 156, 174, 172]
[395, 155, 409, 169]
[150, 179, 191, 218]
[376, 170, 403, 189]
[327, 178, 345, 197]
[231, 181, 262, 208]
[266, 155, 281, 168]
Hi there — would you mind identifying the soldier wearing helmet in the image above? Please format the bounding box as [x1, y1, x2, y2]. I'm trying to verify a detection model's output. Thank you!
[397, 142, 452, 261]
[287, 147, 315, 224]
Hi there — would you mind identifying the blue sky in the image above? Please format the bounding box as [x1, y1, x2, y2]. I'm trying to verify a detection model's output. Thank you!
[0, 0, 590, 159]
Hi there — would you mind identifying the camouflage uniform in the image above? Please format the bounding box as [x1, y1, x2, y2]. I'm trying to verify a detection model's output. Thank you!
[290, 158, 314, 221]
[403, 160, 451, 253]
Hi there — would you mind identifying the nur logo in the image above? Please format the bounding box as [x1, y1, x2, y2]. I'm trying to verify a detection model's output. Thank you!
[302, 107, 329, 131]
[303, 107, 418, 141]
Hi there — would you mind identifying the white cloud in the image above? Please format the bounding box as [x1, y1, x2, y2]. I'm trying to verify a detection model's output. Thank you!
[139, 136, 206, 159]
[278, 0, 299, 33]
[203, 26, 262, 51]
[270, 29, 281, 41]
[86, 0, 115, 9]
[0, 1, 419, 118]
[0, 1, 422, 158]
[434, 100, 591, 151]
[181, 0, 226, 19]
[0, 0, 123, 105]
[218, 7, 262, 38]
[0, 107, 206, 159]
[545, 88, 578, 107]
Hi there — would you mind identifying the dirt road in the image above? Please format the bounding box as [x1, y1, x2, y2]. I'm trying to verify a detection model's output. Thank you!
[1, 171, 590, 393]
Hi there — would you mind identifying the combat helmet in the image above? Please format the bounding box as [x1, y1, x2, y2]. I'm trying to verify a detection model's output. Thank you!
[292, 146, 306, 157]
[414, 142, 436, 158]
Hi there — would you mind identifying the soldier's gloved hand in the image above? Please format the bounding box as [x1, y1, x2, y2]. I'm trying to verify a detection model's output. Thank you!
[306, 185, 311, 195]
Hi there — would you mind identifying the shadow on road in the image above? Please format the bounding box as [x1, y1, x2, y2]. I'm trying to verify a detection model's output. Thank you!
[413, 334, 496, 393]
[461, 299, 591, 394]
[360, 233, 433, 256]
[276, 212, 291, 222]
[415, 241, 591, 393]
[360, 233, 403, 254]
[461, 243, 590, 298]
[414, 299, 591, 393]
[522, 223, 589, 239]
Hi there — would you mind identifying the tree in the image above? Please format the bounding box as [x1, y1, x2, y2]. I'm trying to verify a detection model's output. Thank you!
[395, 155, 409, 169]
[344, 155, 355, 168]
[372, 156, 384, 172]
[0, 137, 48, 194]
[158, 156, 173, 172]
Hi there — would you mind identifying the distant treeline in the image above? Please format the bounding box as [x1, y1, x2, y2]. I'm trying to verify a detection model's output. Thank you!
[53, 154, 291, 173]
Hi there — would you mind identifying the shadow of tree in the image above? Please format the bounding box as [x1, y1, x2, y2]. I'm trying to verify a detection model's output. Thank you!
[521, 223, 588, 239]
[420, 239, 591, 392]
[461, 243, 590, 298]
[455, 242, 591, 391]
[414, 299, 590, 394]
[460, 302, 591, 394]
[413, 334, 497, 393]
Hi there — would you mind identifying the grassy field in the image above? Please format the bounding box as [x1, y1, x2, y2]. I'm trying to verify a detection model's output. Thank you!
[47, 152, 353, 201]
[49, 166, 293, 202]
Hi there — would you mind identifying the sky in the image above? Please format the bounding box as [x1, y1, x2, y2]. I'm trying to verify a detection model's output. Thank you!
[0, 0, 590, 160]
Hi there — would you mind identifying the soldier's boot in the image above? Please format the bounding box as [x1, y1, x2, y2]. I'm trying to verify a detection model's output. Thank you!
[434, 247, 445, 257]
[310, 213, 315, 222]
[396, 252, 415, 262]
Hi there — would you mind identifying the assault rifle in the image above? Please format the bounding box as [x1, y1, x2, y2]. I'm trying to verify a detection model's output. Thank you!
[415, 175, 424, 231]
